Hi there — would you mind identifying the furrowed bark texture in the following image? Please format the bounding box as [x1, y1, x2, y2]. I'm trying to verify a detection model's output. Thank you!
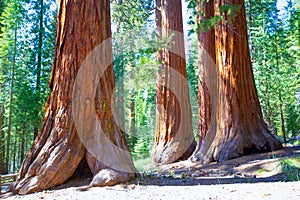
[153, 0, 196, 164]
[192, 0, 215, 161]
[193, 0, 282, 163]
[13, 0, 136, 195]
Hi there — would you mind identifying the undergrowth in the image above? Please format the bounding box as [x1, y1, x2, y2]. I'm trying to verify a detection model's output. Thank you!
[279, 157, 300, 181]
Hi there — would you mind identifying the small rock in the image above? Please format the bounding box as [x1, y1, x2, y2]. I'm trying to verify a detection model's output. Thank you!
[90, 169, 135, 187]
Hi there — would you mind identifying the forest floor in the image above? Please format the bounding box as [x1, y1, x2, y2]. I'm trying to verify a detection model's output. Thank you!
[1, 146, 300, 200]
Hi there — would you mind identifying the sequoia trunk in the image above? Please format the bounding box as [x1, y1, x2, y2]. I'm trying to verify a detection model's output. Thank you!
[153, 0, 196, 164]
[192, 0, 282, 163]
[192, 0, 215, 161]
[13, 0, 136, 195]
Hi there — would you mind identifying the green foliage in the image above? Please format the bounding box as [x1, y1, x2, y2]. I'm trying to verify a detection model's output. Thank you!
[220, 4, 239, 15]
[280, 157, 300, 181]
[112, 0, 155, 159]
[198, 16, 221, 32]
[256, 168, 269, 175]
[246, 0, 300, 139]
[0, 0, 57, 172]
[0, 0, 24, 172]
[220, 4, 241, 24]
[133, 157, 152, 172]
[133, 137, 150, 159]
[186, 33, 199, 139]
[186, 0, 241, 33]
[0, 0, 299, 173]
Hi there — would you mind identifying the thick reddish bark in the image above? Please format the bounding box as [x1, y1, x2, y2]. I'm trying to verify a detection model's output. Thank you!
[153, 0, 196, 164]
[192, 0, 215, 161]
[13, 0, 136, 195]
[192, 0, 282, 163]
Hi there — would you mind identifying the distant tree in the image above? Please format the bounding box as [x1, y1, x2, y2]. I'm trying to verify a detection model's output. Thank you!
[245, 0, 279, 135]
[246, 0, 300, 140]
[0, 0, 23, 172]
[33, 0, 45, 139]
[0, 0, 7, 175]
[282, 0, 300, 137]
[0, 104, 4, 174]
[112, 0, 154, 153]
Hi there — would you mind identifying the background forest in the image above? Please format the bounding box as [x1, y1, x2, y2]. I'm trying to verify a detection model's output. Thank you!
[0, 0, 299, 174]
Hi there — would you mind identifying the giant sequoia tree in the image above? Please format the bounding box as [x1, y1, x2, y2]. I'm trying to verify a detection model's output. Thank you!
[153, 0, 196, 164]
[192, 0, 282, 163]
[194, 0, 215, 157]
[13, 0, 136, 194]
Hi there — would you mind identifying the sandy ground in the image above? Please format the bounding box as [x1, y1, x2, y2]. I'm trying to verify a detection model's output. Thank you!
[1, 146, 300, 200]
[1, 181, 300, 200]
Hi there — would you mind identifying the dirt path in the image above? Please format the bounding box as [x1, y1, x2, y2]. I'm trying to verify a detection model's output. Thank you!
[1, 146, 300, 199]
[1, 181, 299, 200]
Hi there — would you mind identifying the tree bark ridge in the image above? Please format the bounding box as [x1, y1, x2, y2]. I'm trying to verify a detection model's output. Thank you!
[192, 0, 282, 163]
[153, 0, 196, 164]
[13, 0, 136, 194]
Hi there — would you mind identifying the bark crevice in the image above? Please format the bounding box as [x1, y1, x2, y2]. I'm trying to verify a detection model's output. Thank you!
[153, 0, 196, 165]
[191, 0, 282, 164]
[12, 0, 137, 195]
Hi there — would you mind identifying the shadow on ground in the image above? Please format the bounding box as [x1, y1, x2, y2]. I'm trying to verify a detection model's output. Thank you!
[134, 146, 300, 186]
[1, 146, 299, 198]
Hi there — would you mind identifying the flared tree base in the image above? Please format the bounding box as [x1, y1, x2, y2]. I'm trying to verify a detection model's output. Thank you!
[191, 126, 282, 164]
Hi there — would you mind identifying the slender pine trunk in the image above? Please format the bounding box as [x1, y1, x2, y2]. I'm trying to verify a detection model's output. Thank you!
[6, 24, 18, 173]
[128, 42, 136, 147]
[0, 105, 5, 174]
[20, 122, 25, 164]
[279, 91, 286, 143]
[13, 134, 17, 171]
[34, 0, 44, 139]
